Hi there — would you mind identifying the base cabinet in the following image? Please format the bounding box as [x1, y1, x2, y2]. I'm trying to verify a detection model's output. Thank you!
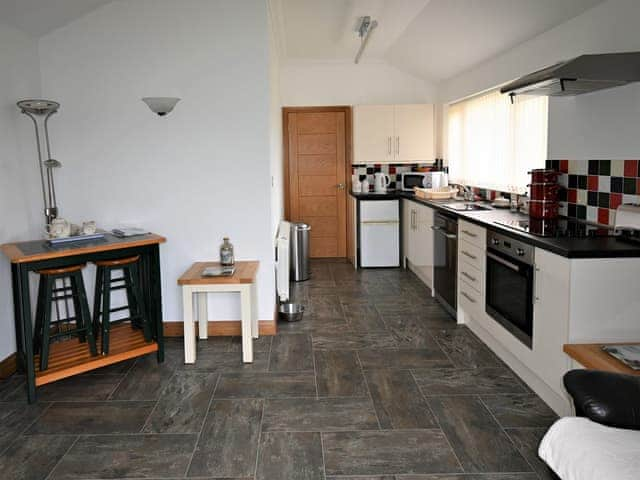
[402, 199, 434, 290]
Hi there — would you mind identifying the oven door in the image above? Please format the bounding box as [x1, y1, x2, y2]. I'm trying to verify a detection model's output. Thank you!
[485, 248, 534, 348]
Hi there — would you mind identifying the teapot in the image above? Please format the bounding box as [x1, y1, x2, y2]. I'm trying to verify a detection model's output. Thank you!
[46, 218, 71, 238]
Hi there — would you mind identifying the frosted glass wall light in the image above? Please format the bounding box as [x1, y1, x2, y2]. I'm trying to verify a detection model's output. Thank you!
[142, 97, 180, 116]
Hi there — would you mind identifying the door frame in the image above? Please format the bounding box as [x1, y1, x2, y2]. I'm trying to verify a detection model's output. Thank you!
[282, 106, 352, 256]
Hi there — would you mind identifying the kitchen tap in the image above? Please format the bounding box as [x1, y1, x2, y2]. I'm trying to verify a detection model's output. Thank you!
[458, 185, 475, 202]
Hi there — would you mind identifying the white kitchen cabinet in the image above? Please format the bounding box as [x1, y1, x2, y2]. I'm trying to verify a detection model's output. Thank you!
[403, 199, 434, 290]
[394, 104, 435, 163]
[353, 105, 395, 164]
[353, 104, 435, 164]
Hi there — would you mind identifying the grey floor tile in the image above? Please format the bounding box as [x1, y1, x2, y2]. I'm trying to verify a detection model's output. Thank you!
[257, 431, 324, 480]
[27, 401, 154, 434]
[269, 334, 314, 372]
[506, 428, 558, 480]
[215, 372, 317, 398]
[188, 399, 262, 478]
[358, 348, 451, 369]
[342, 304, 387, 332]
[262, 397, 378, 431]
[382, 315, 443, 347]
[481, 394, 558, 428]
[143, 371, 218, 433]
[308, 295, 344, 319]
[327, 477, 395, 480]
[79, 358, 136, 375]
[177, 350, 270, 373]
[110, 354, 178, 400]
[431, 329, 503, 368]
[0, 375, 25, 401]
[428, 396, 532, 473]
[50, 434, 197, 479]
[312, 332, 397, 350]
[0, 402, 49, 452]
[413, 367, 529, 396]
[314, 350, 368, 397]
[4, 375, 123, 402]
[230, 335, 273, 352]
[323, 430, 461, 476]
[401, 474, 539, 479]
[365, 370, 436, 429]
[0, 434, 76, 480]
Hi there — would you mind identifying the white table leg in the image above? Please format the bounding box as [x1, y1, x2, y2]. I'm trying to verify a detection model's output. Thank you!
[240, 285, 253, 363]
[182, 287, 196, 364]
[251, 282, 258, 339]
[197, 292, 208, 340]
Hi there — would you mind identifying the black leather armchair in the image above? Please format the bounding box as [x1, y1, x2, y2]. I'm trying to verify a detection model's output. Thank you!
[563, 369, 640, 430]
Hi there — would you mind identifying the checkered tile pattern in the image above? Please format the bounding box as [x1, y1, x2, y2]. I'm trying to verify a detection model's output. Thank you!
[351, 163, 427, 191]
[547, 159, 640, 226]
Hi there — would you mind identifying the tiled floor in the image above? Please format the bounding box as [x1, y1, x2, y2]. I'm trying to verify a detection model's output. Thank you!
[0, 259, 558, 480]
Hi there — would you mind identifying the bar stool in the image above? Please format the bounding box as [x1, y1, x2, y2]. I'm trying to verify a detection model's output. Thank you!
[33, 264, 97, 371]
[93, 255, 152, 355]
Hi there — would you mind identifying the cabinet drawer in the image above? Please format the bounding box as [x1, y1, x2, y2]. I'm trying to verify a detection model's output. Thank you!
[458, 262, 482, 294]
[459, 282, 483, 314]
[459, 240, 483, 271]
[459, 220, 486, 247]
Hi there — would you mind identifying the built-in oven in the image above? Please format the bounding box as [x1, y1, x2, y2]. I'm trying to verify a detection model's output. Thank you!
[485, 230, 535, 348]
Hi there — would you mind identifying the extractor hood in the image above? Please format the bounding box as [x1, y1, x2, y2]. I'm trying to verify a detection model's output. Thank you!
[500, 52, 640, 98]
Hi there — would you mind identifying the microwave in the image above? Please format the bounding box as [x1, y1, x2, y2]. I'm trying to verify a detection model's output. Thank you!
[400, 172, 444, 191]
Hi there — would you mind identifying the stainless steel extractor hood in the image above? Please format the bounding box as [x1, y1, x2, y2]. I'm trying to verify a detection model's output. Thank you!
[500, 52, 640, 98]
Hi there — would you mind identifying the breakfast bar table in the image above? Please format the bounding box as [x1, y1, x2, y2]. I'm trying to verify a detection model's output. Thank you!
[178, 261, 259, 364]
[1, 233, 166, 403]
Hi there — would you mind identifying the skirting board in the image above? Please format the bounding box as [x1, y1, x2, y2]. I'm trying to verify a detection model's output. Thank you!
[163, 319, 277, 337]
[0, 353, 17, 379]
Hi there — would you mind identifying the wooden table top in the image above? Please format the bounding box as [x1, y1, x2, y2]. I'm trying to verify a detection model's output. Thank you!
[178, 261, 259, 285]
[1, 233, 166, 264]
[564, 342, 640, 376]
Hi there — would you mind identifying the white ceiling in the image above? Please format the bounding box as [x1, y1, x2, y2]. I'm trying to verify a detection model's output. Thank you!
[276, 0, 605, 82]
[0, 0, 113, 37]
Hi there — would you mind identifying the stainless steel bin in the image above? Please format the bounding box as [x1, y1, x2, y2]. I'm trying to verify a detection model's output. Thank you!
[290, 222, 311, 282]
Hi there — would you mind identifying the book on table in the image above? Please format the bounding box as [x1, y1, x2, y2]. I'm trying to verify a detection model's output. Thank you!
[602, 345, 640, 370]
[202, 266, 235, 277]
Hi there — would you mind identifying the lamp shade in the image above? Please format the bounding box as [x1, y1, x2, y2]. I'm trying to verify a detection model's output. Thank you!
[142, 97, 180, 116]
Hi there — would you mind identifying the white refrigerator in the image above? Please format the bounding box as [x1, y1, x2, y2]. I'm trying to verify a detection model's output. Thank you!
[360, 200, 400, 267]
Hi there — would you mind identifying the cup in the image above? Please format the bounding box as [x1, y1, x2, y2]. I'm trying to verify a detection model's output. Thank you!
[82, 221, 97, 235]
[45, 218, 71, 238]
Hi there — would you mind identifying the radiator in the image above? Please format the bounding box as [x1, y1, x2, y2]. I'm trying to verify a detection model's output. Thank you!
[276, 220, 291, 302]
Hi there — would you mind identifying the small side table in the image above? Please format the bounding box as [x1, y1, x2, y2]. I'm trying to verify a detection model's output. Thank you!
[178, 261, 259, 363]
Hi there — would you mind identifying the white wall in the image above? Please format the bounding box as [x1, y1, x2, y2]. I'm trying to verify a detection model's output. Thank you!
[281, 61, 437, 106]
[0, 25, 42, 360]
[268, 3, 284, 238]
[37, 0, 274, 323]
[439, 0, 640, 161]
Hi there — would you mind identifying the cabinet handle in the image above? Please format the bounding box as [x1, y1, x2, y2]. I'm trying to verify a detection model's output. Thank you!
[411, 210, 416, 230]
[461, 271, 477, 282]
[461, 250, 477, 260]
[388, 136, 391, 155]
[534, 265, 540, 303]
[462, 229, 477, 238]
[461, 291, 476, 303]
[396, 136, 400, 155]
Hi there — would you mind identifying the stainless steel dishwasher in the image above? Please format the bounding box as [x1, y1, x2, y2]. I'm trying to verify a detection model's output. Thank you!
[432, 212, 458, 318]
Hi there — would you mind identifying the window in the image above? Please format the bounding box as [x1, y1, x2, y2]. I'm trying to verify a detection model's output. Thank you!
[447, 90, 548, 193]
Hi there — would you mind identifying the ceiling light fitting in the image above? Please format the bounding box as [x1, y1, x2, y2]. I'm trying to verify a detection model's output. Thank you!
[354, 16, 378, 64]
[142, 97, 180, 116]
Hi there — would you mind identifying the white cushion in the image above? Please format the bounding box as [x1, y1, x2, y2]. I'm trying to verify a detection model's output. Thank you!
[539, 417, 640, 480]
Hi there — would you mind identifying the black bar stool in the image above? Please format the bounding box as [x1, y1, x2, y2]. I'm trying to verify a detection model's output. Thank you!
[93, 255, 152, 355]
[34, 264, 97, 371]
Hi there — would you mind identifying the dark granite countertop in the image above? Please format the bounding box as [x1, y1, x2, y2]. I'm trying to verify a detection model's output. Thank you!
[350, 190, 640, 259]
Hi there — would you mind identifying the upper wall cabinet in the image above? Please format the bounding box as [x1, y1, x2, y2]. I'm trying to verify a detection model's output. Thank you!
[353, 104, 435, 164]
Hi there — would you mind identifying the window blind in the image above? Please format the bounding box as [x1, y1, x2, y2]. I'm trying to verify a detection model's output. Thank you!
[447, 90, 548, 193]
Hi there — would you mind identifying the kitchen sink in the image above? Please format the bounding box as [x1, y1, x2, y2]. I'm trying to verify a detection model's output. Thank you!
[444, 202, 491, 212]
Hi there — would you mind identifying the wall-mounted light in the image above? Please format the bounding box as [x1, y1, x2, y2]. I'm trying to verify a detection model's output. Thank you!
[142, 97, 180, 116]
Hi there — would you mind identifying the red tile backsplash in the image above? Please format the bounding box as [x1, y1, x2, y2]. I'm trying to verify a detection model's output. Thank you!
[624, 160, 638, 177]
[588, 175, 598, 191]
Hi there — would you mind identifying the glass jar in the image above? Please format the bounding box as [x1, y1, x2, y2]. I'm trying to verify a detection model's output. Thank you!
[220, 237, 235, 266]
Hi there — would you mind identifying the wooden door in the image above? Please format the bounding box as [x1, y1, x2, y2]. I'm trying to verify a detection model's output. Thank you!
[285, 109, 348, 258]
[353, 105, 394, 164]
[394, 104, 435, 163]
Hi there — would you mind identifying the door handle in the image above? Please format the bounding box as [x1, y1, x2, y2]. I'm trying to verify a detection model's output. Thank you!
[487, 251, 520, 272]
[337, 183, 345, 190]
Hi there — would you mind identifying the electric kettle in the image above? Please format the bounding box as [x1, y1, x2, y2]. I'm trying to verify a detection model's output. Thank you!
[374, 172, 391, 193]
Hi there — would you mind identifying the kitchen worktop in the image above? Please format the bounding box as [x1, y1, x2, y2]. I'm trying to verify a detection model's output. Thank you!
[350, 190, 640, 258]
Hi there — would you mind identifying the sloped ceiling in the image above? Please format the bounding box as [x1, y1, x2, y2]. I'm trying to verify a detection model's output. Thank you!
[0, 0, 114, 37]
[275, 0, 604, 82]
